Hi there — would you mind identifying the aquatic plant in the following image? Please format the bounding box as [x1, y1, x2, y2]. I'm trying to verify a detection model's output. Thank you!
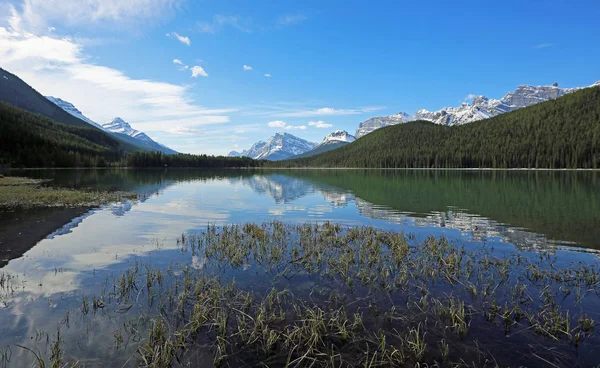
[9, 222, 600, 367]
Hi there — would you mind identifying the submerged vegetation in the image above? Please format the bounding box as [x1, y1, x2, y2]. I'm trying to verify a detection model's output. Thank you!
[0, 176, 136, 208]
[5, 222, 600, 367]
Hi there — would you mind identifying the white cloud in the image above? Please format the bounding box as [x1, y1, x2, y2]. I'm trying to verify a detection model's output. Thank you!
[0, 23, 232, 136]
[277, 14, 308, 26]
[285, 125, 307, 130]
[167, 32, 190, 46]
[267, 120, 306, 130]
[279, 106, 384, 118]
[167, 126, 198, 135]
[464, 93, 476, 101]
[47, 26, 55, 32]
[308, 120, 332, 128]
[243, 65, 253, 71]
[173, 59, 183, 65]
[190, 65, 208, 78]
[7, 0, 181, 31]
[264, 73, 271, 77]
[534, 43, 553, 49]
[196, 15, 250, 34]
[268, 120, 287, 128]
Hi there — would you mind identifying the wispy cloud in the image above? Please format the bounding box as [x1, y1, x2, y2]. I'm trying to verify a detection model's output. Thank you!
[267, 120, 307, 130]
[264, 73, 272, 78]
[167, 126, 198, 135]
[243, 65, 253, 71]
[534, 43, 553, 49]
[47, 26, 55, 32]
[0, 20, 232, 137]
[279, 106, 384, 118]
[268, 120, 287, 128]
[285, 125, 307, 130]
[173, 59, 183, 65]
[4, 0, 182, 32]
[166, 32, 190, 46]
[308, 120, 332, 128]
[190, 65, 208, 78]
[463, 93, 476, 101]
[277, 14, 308, 26]
[196, 15, 251, 34]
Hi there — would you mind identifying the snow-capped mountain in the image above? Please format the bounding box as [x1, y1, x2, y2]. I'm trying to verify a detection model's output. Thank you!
[46, 96, 105, 130]
[355, 112, 416, 138]
[228, 151, 243, 157]
[289, 130, 356, 159]
[103, 117, 148, 140]
[102, 117, 178, 155]
[355, 82, 597, 138]
[231, 133, 317, 161]
[319, 130, 356, 146]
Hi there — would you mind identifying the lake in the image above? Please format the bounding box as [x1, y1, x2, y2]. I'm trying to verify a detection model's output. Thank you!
[1, 169, 599, 367]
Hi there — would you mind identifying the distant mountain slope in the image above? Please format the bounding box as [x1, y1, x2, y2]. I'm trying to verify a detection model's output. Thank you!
[45, 96, 105, 130]
[0, 102, 125, 167]
[45, 96, 177, 155]
[0, 68, 93, 129]
[276, 86, 600, 169]
[103, 118, 177, 154]
[231, 133, 317, 160]
[355, 81, 600, 138]
[292, 130, 355, 159]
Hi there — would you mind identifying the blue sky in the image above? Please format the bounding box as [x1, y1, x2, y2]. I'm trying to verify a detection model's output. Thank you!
[1, 0, 599, 154]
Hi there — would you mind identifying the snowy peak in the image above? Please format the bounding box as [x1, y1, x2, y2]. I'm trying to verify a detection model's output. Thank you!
[356, 81, 599, 137]
[320, 130, 356, 145]
[101, 117, 177, 154]
[46, 96, 104, 130]
[231, 133, 317, 161]
[103, 117, 149, 141]
[500, 83, 577, 108]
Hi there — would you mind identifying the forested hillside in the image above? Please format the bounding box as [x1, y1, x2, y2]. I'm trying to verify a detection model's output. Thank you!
[0, 102, 127, 167]
[274, 86, 600, 169]
[0, 68, 97, 128]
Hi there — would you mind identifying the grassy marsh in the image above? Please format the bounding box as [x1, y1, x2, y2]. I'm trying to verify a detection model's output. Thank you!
[4, 222, 600, 367]
[0, 176, 137, 208]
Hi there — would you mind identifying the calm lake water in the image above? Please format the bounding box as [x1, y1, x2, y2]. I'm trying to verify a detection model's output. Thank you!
[1, 169, 600, 366]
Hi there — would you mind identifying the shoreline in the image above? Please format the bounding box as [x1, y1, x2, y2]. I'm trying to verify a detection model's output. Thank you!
[6, 166, 600, 171]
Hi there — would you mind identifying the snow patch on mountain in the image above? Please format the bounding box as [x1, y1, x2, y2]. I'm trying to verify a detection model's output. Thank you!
[46, 96, 105, 130]
[355, 112, 416, 138]
[102, 117, 150, 141]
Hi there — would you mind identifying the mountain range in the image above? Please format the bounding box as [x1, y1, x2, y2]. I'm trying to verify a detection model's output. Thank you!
[274, 84, 600, 169]
[355, 81, 600, 138]
[233, 81, 599, 161]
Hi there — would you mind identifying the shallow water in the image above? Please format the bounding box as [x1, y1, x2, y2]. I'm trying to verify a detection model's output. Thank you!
[1, 168, 599, 366]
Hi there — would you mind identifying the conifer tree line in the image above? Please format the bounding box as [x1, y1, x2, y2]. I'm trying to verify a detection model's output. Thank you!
[2, 86, 599, 169]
